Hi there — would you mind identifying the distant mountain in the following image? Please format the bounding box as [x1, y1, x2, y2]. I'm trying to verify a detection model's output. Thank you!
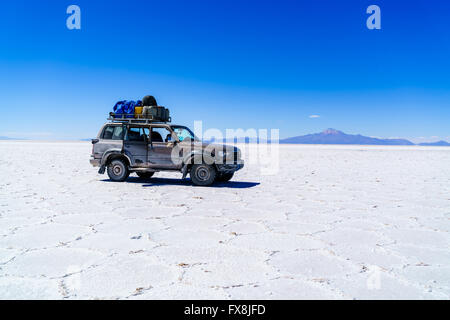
[418, 140, 450, 146]
[280, 129, 415, 146]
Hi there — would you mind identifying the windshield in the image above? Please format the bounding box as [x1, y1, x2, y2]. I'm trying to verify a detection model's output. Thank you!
[171, 126, 199, 142]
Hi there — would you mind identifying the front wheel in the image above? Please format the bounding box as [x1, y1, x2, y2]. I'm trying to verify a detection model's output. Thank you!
[190, 164, 216, 186]
[216, 172, 234, 182]
[107, 159, 130, 182]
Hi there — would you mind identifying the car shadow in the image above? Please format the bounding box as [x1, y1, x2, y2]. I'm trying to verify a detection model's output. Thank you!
[101, 177, 260, 189]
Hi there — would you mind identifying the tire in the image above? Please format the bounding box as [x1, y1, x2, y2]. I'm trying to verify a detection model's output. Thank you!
[216, 172, 234, 182]
[142, 95, 157, 106]
[190, 164, 216, 186]
[136, 172, 154, 179]
[107, 159, 130, 182]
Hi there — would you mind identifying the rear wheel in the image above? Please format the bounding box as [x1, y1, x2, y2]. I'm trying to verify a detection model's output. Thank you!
[216, 172, 234, 182]
[107, 159, 129, 182]
[190, 164, 216, 186]
[136, 172, 154, 179]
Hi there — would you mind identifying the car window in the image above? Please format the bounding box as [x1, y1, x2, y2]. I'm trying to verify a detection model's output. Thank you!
[125, 127, 149, 142]
[103, 126, 124, 140]
[151, 127, 173, 143]
[103, 126, 114, 139]
[112, 126, 124, 140]
[171, 126, 197, 142]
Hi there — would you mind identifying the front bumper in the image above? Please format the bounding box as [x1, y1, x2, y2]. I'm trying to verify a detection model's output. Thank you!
[216, 160, 244, 173]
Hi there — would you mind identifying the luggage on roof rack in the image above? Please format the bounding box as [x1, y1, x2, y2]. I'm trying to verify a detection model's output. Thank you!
[141, 106, 170, 122]
[111, 95, 170, 123]
[113, 100, 141, 119]
[142, 95, 157, 107]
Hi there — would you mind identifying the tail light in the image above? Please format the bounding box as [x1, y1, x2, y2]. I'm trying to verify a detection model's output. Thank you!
[91, 139, 99, 156]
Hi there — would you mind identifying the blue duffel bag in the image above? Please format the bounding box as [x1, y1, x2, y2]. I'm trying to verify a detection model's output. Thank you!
[113, 100, 141, 118]
[113, 100, 126, 117]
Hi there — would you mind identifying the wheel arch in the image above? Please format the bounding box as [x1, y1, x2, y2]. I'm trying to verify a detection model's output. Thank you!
[101, 150, 131, 167]
[182, 151, 217, 171]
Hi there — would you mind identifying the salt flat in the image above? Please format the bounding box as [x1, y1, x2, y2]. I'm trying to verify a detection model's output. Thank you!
[0, 141, 449, 299]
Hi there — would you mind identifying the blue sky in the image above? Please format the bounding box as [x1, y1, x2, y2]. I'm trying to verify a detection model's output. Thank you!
[0, 0, 449, 141]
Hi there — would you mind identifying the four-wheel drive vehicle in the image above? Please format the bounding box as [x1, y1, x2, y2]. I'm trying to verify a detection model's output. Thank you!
[90, 121, 244, 186]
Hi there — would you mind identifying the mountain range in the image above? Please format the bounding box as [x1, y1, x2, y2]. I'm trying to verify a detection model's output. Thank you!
[1, 130, 449, 146]
[280, 129, 449, 146]
[418, 140, 450, 146]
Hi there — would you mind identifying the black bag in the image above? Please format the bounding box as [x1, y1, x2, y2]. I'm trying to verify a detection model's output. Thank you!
[142, 95, 157, 107]
[142, 106, 170, 122]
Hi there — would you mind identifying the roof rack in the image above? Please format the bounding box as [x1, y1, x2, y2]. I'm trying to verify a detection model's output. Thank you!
[108, 112, 171, 124]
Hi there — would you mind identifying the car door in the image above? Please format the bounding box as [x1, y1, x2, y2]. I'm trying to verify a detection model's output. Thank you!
[148, 125, 181, 169]
[124, 126, 150, 166]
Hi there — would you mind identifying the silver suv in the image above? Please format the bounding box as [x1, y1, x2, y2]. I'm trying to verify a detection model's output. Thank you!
[90, 121, 244, 186]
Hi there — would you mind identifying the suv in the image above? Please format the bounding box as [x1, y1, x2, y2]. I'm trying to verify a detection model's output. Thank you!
[90, 121, 244, 186]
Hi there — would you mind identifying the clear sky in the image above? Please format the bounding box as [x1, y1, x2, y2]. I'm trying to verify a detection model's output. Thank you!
[1, 0, 449, 141]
